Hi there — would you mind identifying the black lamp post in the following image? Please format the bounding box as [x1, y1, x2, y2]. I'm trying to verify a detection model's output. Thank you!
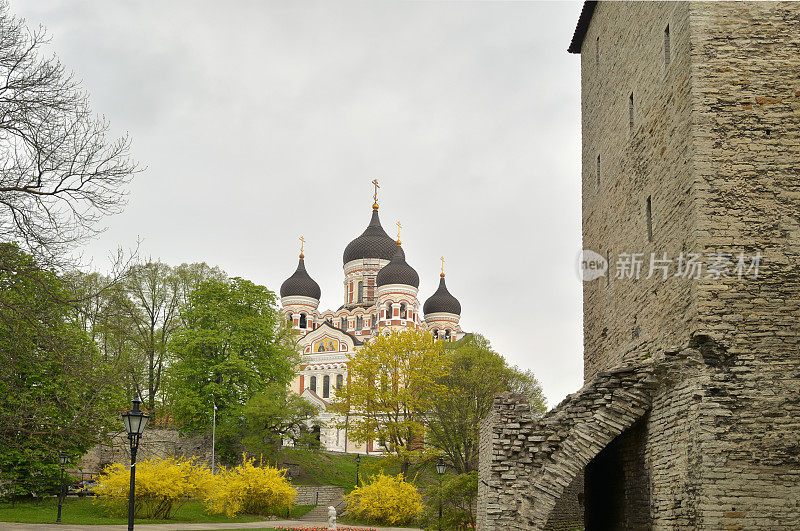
[435, 456, 446, 531]
[122, 395, 149, 531]
[355, 454, 361, 488]
[56, 453, 68, 523]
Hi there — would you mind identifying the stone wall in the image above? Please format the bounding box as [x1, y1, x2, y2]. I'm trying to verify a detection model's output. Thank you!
[477, 355, 666, 530]
[76, 429, 212, 474]
[685, 2, 800, 527]
[581, 1, 698, 381]
[574, 1, 800, 528]
[542, 470, 584, 531]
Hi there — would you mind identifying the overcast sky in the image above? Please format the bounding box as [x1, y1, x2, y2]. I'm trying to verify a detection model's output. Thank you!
[14, 0, 585, 406]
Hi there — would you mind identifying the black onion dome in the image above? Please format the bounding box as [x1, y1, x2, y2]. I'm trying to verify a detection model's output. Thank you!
[343, 209, 398, 264]
[423, 276, 461, 315]
[376, 244, 420, 288]
[280, 257, 321, 299]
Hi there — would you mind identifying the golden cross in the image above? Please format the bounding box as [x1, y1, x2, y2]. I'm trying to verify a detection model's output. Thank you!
[372, 179, 380, 203]
[299, 235, 305, 256]
[396, 221, 402, 242]
[440, 256, 446, 276]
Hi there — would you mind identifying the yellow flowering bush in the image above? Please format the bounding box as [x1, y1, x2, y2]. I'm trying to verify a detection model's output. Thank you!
[94, 456, 212, 519]
[204, 455, 296, 517]
[344, 472, 424, 525]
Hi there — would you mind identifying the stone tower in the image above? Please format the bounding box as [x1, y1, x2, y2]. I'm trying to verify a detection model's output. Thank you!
[478, 2, 800, 529]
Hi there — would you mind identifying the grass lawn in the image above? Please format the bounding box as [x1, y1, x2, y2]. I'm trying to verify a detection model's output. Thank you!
[0, 497, 313, 525]
[281, 448, 441, 494]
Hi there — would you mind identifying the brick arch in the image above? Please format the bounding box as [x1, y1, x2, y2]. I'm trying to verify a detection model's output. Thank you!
[478, 363, 659, 531]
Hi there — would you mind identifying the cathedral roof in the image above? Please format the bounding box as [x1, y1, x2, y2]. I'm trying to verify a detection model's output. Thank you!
[376, 243, 420, 288]
[343, 208, 398, 264]
[280, 256, 321, 300]
[423, 274, 461, 316]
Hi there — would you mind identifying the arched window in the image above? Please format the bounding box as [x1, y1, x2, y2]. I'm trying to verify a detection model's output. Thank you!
[445, 329, 451, 340]
[386, 302, 393, 319]
[341, 317, 347, 330]
[432, 329, 438, 339]
[287, 312, 293, 323]
[323, 375, 330, 398]
[337, 374, 344, 390]
[357, 281, 364, 303]
[399, 303, 407, 319]
[299, 313, 307, 328]
[371, 314, 377, 330]
[309, 376, 317, 393]
[356, 315, 363, 330]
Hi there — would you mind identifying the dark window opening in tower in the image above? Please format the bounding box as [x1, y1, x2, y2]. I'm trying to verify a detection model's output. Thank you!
[340, 317, 347, 330]
[445, 329, 451, 340]
[356, 315, 363, 330]
[629, 93, 635, 132]
[357, 281, 363, 303]
[664, 24, 671, 67]
[646, 196, 653, 242]
[372, 314, 377, 330]
[299, 313, 307, 328]
[323, 375, 330, 398]
[433, 328, 438, 339]
[597, 154, 601, 187]
[595, 36, 599, 66]
[386, 302, 392, 319]
[310, 376, 317, 394]
[400, 303, 407, 319]
[337, 374, 343, 390]
[287, 313, 293, 323]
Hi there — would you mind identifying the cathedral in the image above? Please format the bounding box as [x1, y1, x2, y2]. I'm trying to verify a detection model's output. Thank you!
[279, 185, 465, 453]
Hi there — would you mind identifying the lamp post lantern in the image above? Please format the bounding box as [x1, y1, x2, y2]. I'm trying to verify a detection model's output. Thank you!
[56, 453, 68, 523]
[355, 454, 361, 488]
[435, 456, 446, 531]
[122, 395, 149, 531]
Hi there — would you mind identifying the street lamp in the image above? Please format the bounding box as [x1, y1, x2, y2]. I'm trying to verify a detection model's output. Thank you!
[122, 395, 149, 531]
[435, 456, 446, 531]
[211, 403, 217, 475]
[56, 453, 68, 523]
[355, 454, 361, 488]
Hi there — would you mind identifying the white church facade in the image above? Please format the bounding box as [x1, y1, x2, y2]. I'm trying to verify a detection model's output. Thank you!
[279, 184, 465, 453]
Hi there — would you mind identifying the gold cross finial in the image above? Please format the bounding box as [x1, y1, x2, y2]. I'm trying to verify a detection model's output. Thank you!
[372, 179, 380, 210]
[396, 221, 402, 244]
[299, 235, 305, 258]
[440, 256, 446, 278]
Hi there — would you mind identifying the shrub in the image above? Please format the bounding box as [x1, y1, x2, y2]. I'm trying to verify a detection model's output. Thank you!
[422, 472, 478, 530]
[93, 456, 212, 519]
[344, 472, 423, 526]
[204, 454, 296, 517]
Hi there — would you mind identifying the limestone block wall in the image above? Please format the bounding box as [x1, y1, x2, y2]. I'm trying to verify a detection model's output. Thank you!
[76, 429, 212, 474]
[684, 4, 800, 526]
[581, 1, 699, 381]
[477, 359, 660, 530]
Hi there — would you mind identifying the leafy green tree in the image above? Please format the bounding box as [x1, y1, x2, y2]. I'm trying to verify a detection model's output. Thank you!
[166, 277, 297, 458]
[0, 244, 128, 496]
[422, 472, 478, 530]
[240, 383, 320, 459]
[332, 329, 449, 474]
[427, 334, 547, 474]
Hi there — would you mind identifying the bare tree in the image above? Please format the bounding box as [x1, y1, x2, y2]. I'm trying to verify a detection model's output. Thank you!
[0, 2, 137, 262]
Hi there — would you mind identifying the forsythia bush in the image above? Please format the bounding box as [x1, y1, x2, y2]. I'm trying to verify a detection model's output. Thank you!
[94, 456, 212, 519]
[205, 455, 296, 517]
[344, 472, 423, 525]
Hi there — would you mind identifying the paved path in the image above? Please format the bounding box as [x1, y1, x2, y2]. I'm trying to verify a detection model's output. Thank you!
[0, 521, 422, 531]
